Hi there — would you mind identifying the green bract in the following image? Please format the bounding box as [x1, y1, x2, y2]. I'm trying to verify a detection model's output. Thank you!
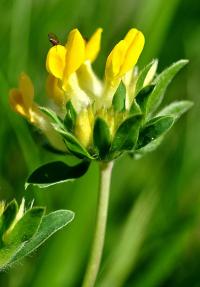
[0, 199, 74, 270]
[27, 59, 192, 188]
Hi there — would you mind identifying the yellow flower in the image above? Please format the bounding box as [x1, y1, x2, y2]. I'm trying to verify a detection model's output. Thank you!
[10, 27, 146, 151]
[85, 28, 103, 63]
[10, 73, 67, 152]
[46, 29, 85, 91]
[105, 28, 145, 84]
[46, 28, 103, 107]
[9, 73, 38, 123]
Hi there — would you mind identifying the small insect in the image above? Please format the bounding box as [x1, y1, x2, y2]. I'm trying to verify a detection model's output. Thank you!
[48, 33, 60, 46]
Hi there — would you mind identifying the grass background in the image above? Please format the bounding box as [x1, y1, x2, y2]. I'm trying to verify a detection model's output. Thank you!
[0, 0, 200, 286]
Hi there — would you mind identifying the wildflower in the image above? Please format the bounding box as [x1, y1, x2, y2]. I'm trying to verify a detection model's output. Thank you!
[8, 27, 192, 287]
[9, 27, 192, 165]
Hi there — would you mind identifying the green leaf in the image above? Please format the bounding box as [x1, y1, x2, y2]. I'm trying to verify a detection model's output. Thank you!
[64, 101, 77, 132]
[135, 59, 158, 95]
[3, 207, 45, 245]
[137, 116, 174, 149]
[26, 160, 90, 188]
[157, 101, 193, 120]
[146, 60, 189, 114]
[9, 210, 74, 266]
[40, 107, 64, 128]
[0, 243, 22, 270]
[111, 115, 142, 153]
[41, 106, 93, 160]
[93, 117, 111, 159]
[1, 200, 18, 235]
[112, 81, 126, 112]
[135, 85, 155, 114]
[54, 126, 94, 160]
[134, 136, 164, 159]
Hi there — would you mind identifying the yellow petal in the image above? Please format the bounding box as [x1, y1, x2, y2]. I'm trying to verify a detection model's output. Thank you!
[63, 29, 85, 82]
[85, 28, 103, 62]
[77, 62, 103, 97]
[46, 45, 66, 79]
[46, 75, 65, 106]
[74, 108, 93, 147]
[9, 88, 28, 117]
[124, 28, 138, 46]
[120, 29, 145, 76]
[9, 75, 40, 123]
[105, 40, 127, 81]
[19, 73, 34, 110]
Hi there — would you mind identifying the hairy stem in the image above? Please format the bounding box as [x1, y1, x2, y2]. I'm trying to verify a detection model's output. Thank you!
[82, 161, 114, 287]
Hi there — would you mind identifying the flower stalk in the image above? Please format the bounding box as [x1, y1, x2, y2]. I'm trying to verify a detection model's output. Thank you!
[82, 161, 114, 287]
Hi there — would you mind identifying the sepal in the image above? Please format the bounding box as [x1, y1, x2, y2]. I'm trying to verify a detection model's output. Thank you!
[64, 101, 77, 132]
[111, 115, 142, 155]
[134, 85, 155, 115]
[112, 81, 126, 112]
[93, 117, 111, 159]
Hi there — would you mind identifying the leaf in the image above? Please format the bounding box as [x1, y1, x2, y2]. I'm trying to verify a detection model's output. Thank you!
[93, 117, 111, 159]
[0, 243, 23, 270]
[9, 210, 74, 265]
[26, 160, 90, 188]
[137, 116, 174, 149]
[54, 126, 94, 160]
[1, 200, 18, 235]
[64, 101, 77, 132]
[146, 60, 189, 114]
[157, 101, 193, 120]
[63, 134, 93, 159]
[135, 85, 155, 114]
[134, 136, 164, 159]
[111, 115, 142, 153]
[135, 59, 158, 95]
[3, 207, 45, 245]
[112, 81, 126, 112]
[41, 106, 93, 160]
[40, 107, 64, 128]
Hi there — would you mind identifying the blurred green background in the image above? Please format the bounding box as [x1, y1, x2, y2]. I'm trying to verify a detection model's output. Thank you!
[0, 0, 200, 286]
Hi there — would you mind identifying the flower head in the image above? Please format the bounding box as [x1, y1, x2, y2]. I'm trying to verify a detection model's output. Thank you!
[9, 27, 191, 166]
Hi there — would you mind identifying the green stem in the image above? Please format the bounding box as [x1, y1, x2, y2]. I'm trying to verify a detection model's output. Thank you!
[82, 161, 114, 287]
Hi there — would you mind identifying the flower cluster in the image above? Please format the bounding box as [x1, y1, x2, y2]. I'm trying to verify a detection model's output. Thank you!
[9, 28, 192, 165]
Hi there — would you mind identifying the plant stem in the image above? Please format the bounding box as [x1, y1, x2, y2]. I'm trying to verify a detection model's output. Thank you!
[82, 161, 114, 287]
